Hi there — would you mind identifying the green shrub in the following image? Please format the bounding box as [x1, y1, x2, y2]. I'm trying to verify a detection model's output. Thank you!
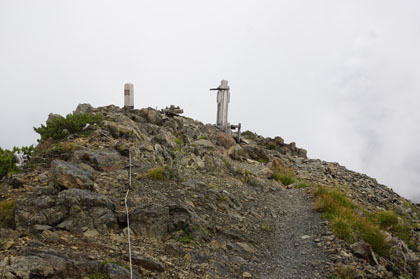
[267, 142, 277, 150]
[34, 113, 102, 140]
[177, 228, 194, 244]
[0, 146, 34, 179]
[0, 199, 16, 229]
[198, 135, 208, 140]
[145, 167, 165, 180]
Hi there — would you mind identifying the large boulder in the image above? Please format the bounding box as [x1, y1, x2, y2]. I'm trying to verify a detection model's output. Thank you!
[0, 248, 98, 279]
[50, 160, 94, 190]
[15, 188, 117, 233]
[74, 149, 126, 172]
[129, 204, 191, 239]
[214, 132, 236, 149]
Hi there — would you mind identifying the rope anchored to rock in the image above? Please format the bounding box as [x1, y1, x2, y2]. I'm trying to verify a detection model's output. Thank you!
[124, 149, 133, 279]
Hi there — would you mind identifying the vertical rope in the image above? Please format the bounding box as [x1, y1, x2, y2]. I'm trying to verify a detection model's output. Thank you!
[125, 150, 133, 279]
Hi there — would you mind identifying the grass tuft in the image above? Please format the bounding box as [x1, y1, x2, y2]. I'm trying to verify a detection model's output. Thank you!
[174, 138, 184, 145]
[145, 167, 165, 180]
[0, 199, 16, 229]
[314, 186, 390, 256]
[272, 166, 296, 186]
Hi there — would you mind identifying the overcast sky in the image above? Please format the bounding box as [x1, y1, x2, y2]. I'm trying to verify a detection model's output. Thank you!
[1, 1, 420, 201]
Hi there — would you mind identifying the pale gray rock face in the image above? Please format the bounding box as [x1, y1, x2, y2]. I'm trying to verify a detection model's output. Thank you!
[73, 103, 93, 115]
[46, 113, 63, 124]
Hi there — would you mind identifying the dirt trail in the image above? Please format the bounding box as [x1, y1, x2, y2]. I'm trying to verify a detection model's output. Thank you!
[257, 188, 329, 279]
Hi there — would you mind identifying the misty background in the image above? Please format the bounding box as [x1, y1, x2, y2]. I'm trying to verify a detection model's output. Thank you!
[1, 1, 420, 201]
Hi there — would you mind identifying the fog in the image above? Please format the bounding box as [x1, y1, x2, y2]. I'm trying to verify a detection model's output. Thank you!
[1, 1, 420, 201]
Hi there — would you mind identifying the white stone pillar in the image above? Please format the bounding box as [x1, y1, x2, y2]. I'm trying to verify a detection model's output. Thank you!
[124, 83, 134, 109]
[216, 80, 230, 133]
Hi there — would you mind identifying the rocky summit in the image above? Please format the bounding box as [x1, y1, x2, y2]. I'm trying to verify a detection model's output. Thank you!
[0, 104, 419, 279]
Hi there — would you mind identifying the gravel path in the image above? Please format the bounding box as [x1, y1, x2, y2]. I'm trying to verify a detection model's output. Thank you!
[258, 188, 329, 279]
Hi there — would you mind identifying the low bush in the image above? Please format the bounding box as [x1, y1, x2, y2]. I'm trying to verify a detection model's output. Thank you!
[34, 113, 102, 140]
[0, 146, 34, 179]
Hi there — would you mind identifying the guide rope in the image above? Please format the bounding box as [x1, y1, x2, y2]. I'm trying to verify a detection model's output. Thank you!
[124, 149, 133, 279]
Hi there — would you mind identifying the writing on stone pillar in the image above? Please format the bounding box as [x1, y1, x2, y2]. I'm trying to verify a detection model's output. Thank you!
[124, 83, 134, 109]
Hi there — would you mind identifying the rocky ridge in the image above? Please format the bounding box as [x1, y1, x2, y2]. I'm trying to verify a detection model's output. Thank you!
[0, 103, 419, 279]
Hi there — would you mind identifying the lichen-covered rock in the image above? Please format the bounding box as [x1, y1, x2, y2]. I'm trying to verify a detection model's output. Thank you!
[50, 160, 94, 190]
[74, 149, 126, 171]
[16, 188, 117, 233]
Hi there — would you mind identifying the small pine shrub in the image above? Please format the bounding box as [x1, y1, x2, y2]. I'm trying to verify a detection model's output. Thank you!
[0, 146, 34, 179]
[34, 113, 102, 140]
[198, 135, 208, 140]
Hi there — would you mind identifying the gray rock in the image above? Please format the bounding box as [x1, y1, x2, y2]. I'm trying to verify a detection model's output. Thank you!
[193, 139, 215, 148]
[124, 254, 165, 272]
[129, 204, 191, 238]
[74, 103, 93, 115]
[74, 149, 126, 171]
[103, 263, 142, 279]
[350, 241, 378, 266]
[47, 113, 63, 124]
[50, 160, 94, 190]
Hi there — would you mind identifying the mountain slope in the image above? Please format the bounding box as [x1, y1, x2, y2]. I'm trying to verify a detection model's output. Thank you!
[0, 104, 419, 279]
